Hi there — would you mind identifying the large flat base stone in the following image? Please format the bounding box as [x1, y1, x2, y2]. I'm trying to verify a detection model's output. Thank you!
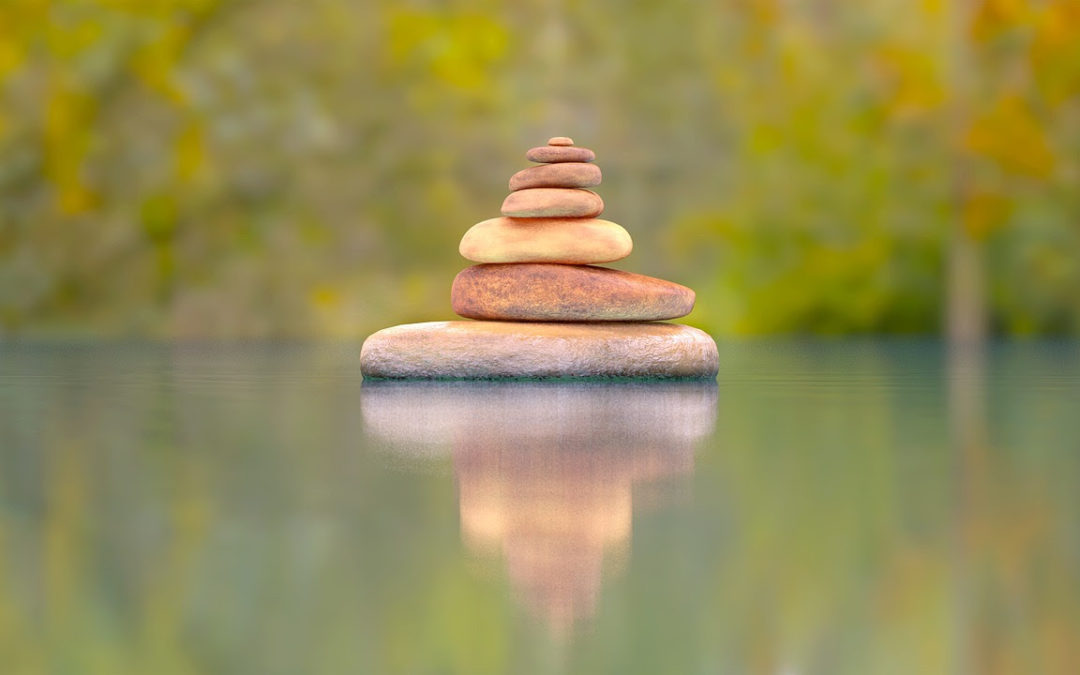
[360, 321, 718, 379]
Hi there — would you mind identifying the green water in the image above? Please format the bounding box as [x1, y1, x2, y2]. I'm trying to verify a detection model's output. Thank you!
[1, 341, 1078, 674]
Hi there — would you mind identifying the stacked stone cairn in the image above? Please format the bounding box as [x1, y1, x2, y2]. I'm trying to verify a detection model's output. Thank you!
[360, 137, 719, 379]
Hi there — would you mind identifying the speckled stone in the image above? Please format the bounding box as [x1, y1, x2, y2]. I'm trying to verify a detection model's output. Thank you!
[526, 146, 595, 163]
[509, 162, 601, 191]
[501, 188, 603, 218]
[451, 264, 695, 321]
[460, 217, 631, 264]
[359, 321, 719, 379]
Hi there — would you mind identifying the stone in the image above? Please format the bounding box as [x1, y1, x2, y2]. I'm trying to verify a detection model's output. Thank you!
[526, 146, 595, 163]
[509, 162, 601, 191]
[359, 321, 719, 379]
[501, 188, 603, 218]
[547, 136, 574, 146]
[451, 264, 696, 321]
[460, 217, 632, 264]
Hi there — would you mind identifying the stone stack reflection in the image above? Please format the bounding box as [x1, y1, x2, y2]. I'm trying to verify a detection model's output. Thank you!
[362, 382, 717, 634]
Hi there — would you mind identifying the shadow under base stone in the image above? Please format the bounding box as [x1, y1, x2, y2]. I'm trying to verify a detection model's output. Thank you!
[359, 321, 719, 379]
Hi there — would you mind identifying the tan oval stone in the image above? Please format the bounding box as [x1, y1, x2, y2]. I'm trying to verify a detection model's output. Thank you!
[526, 146, 595, 163]
[547, 136, 574, 146]
[508, 162, 601, 191]
[501, 188, 603, 218]
[360, 321, 719, 379]
[451, 264, 696, 321]
[460, 217, 632, 264]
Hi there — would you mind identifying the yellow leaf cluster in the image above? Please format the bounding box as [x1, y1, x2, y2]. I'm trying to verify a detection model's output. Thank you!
[873, 45, 946, 116]
[965, 95, 1055, 177]
[43, 79, 98, 214]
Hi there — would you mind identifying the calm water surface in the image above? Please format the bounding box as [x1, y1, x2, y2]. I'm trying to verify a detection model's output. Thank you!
[1, 341, 1078, 674]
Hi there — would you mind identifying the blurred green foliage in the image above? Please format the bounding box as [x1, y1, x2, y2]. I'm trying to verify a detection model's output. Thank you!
[1, 0, 1079, 337]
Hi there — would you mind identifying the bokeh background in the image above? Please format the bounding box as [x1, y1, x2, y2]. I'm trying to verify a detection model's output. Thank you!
[2, 0, 1079, 339]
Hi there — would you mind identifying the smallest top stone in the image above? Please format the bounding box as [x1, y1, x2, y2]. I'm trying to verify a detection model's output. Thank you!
[548, 136, 574, 146]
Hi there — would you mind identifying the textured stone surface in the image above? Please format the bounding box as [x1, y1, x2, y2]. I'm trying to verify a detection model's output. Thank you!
[451, 264, 695, 321]
[460, 217, 631, 264]
[359, 321, 719, 379]
[547, 136, 574, 146]
[526, 146, 595, 163]
[509, 162, 601, 191]
[501, 188, 603, 218]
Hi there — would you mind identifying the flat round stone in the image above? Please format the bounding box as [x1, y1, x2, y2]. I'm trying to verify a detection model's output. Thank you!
[547, 136, 574, 146]
[460, 217, 631, 264]
[526, 146, 595, 163]
[501, 188, 603, 218]
[451, 264, 695, 321]
[360, 321, 719, 379]
[509, 163, 601, 191]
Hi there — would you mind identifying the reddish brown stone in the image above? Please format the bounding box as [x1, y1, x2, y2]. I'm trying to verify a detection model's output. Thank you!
[501, 188, 603, 218]
[451, 264, 696, 321]
[526, 146, 595, 163]
[509, 162, 602, 191]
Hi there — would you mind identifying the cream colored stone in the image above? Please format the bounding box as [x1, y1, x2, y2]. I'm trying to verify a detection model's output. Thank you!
[547, 136, 574, 146]
[459, 217, 631, 264]
[359, 321, 719, 379]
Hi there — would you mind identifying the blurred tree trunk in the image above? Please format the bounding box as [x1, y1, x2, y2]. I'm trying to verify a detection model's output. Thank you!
[947, 6, 984, 673]
[946, 0, 986, 345]
[947, 199, 986, 344]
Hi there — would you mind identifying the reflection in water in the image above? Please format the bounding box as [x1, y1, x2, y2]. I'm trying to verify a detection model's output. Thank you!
[949, 344, 985, 675]
[2, 343, 1078, 672]
[362, 381, 717, 633]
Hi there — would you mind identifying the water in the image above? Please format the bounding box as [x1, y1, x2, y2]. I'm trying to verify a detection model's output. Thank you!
[1, 340, 1078, 674]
